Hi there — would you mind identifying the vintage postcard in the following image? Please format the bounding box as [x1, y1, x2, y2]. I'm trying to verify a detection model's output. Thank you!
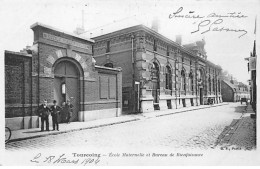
[0, 0, 259, 166]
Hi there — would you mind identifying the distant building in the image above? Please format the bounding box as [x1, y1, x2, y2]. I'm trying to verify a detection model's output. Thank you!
[220, 73, 250, 102]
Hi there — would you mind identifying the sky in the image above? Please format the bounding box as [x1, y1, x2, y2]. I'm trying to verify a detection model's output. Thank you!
[0, 0, 259, 84]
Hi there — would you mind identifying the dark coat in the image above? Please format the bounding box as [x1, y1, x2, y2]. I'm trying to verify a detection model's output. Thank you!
[63, 103, 73, 117]
[50, 105, 61, 118]
[38, 104, 51, 118]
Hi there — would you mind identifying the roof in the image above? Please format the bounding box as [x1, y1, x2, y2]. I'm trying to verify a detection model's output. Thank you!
[92, 24, 222, 70]
[93, 25, 196, 57]
[30, 22, 94, 43]
[5, 50, 32, 57]
[222, 80, 239, 92]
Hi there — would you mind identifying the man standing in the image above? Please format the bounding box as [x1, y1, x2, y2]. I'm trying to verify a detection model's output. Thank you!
[50, 100, 61, 131]
[63, 100, 73, 123]
[38, 99, 51, 131]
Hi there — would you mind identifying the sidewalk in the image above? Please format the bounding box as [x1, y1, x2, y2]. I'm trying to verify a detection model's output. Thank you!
[7, 102, 228, 143]
[215, 104, 256, 150]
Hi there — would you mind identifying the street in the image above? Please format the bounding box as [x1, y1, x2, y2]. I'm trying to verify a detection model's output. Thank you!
[6, 103, 248, 151]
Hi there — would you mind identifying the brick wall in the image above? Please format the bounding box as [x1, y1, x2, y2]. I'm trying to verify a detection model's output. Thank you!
[93, 33, 134, 113]
[5, 51, 32, 118]
[5, 23, 123, 123]
[93, 25, 222, 112]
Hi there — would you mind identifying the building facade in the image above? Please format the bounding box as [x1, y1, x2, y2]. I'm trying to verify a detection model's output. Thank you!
[221, 80, 250, 102]
[5, 23, 122, 130]
[92, 25, 223, 114]
[220, 72, 250, 102]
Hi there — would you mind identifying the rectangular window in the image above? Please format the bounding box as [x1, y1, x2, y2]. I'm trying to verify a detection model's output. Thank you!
[167, 46, 169, 56]
[153, 39, 157, 51]
[106, 41, 110, 53]
[109, 76, 116, 99]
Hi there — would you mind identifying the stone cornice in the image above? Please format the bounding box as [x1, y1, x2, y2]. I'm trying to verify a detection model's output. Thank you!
[92, 25, 222, 70]
[31, 22, 94, 43]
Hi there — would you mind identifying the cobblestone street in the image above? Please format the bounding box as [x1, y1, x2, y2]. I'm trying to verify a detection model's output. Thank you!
[6, 103, 254, 151]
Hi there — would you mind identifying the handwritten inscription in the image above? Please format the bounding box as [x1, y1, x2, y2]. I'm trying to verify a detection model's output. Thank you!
[30, 153, 100, 166]
[169, 7, 248, 38]
[169, 7, 204, 19]
[191, 19, 247, 38]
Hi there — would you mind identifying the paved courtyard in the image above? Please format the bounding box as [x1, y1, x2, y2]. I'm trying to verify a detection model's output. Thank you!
[6, 103, 254, 152]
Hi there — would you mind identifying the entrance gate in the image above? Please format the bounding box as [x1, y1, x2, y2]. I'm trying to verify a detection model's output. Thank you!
[54, 60, 79, 122]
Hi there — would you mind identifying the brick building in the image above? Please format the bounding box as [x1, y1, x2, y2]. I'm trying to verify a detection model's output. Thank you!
[5, 23, 122, 130]
[92, 25, 223, 114]
[221, 77, 250, 102]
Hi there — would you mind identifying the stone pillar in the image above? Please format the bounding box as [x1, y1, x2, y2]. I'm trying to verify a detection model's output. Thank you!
[197, 98, 200, 106]
[140, 89, 154, 113]
[159, 99, 168, 110]
[186, 98, 191, 107]
[176, 98, 181, 108]
[171, 99, 177, 109]
[141, 99, 154, 113]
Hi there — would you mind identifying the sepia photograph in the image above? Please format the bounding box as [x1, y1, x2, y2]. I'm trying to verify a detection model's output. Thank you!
[0, 0, 259, 166]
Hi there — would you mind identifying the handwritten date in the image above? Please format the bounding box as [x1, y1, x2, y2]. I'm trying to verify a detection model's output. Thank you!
[30, 153, 100, 166]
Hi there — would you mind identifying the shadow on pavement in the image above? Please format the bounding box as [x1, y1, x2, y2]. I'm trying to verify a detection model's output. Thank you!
[214, 115, 256, 150]
[233, 105, 247, 113]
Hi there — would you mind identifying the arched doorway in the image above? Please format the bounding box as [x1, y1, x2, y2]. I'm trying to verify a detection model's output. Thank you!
[165, 66, 172, 91]
[53, 59, 80, 123]
[198, 69, 205, 105]
[151, 62, 160, 110]
[181, 69, 186, 95]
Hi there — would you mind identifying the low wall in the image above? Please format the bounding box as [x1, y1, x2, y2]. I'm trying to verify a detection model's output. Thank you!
[78, 108, 121, 122]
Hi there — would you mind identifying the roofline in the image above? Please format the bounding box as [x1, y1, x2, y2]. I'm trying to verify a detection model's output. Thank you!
[222, 80, 237, 92]
[30, 22, 95, 43]
[93, 24, 184, 49]
[92, 24, 221, 67]
[206, 60, 222, 70]
[5, 50, 32, 57]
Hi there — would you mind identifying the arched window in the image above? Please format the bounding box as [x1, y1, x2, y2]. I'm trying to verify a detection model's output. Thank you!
[104, 63, 113, 68]
[208, 76, 211, 92]
[189, 73, 193, 92]
[181, 70, 186, 91]
[197, 69, 202, 82]
[218, 80, 221, 92]
[151, 62, 160, 81]
[165, 66, 172, 90]
[151, 62, 160, 104]
[213, 78, 215, 94]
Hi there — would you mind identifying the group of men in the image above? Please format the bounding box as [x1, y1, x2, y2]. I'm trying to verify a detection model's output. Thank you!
[38, 99, 73, 131]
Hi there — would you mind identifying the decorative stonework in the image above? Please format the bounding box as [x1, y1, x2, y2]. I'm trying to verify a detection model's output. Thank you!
[46, 55, 55, 64]
[81, 62, 87, 70]
[44, 66, 52, 75]
[42, 49, 92, 79]
[75, 53, 82, 62]
[56, 50, 63, 58]
[43, 32, 91, 50]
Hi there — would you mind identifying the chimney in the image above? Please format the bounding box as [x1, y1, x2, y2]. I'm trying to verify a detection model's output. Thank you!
[230, 75, 234, 84]
[176, 35, 182, 45]
[151, 16, 160, 32]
